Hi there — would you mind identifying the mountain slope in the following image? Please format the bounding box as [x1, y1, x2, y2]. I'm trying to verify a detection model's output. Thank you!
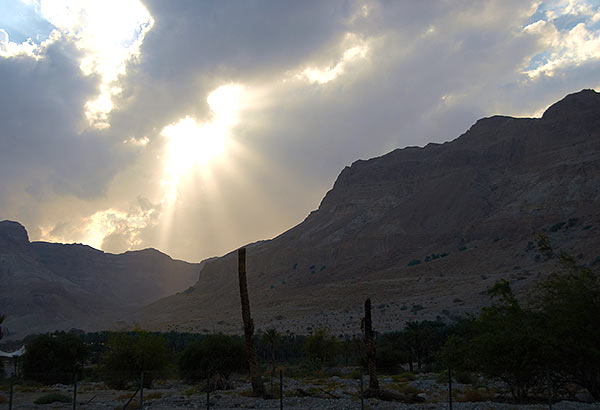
[137, 89, 600, 335]
[0, 221, 201, 338]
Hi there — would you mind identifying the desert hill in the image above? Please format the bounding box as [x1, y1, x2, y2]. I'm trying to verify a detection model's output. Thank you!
[136, 89, 600, 336]
[0, 220, 201, 338]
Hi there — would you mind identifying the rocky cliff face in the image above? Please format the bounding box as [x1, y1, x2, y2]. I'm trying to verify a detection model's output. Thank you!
[137, 89, 600, 335]
[0, 221, 201, 338]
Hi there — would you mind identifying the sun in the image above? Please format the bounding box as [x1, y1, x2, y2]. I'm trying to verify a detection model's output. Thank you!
[162, 116, 225, 168]
[161, 84, 243, 202]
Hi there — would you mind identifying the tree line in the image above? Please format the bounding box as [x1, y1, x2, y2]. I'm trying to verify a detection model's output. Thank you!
[5, 241, 599, 402]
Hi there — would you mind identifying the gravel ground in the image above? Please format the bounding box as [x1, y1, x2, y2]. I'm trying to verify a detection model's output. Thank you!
[3, 376, 598, 409]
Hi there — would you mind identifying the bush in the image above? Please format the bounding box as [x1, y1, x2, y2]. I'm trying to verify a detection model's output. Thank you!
[179, 334, 246, 389]
[391, 372, 416, 383]
[534, 256, 600, 400]
[394, 383, 422, 395]
[303, 328, 339, 366]
[375, 344, 404, 374]
[34, 393, 71, 404]
[101, 331, 169, 389]
[22, 332, 87, 385]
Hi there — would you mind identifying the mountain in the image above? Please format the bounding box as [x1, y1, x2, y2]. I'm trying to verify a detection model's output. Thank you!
[136, 89, 600, 335]
[0, 221, 201, 338]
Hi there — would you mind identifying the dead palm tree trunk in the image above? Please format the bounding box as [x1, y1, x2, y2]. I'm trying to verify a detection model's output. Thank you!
[0, 314, 6, 341]
[237, 247, 265, 397]
[363, 298, 380, 394]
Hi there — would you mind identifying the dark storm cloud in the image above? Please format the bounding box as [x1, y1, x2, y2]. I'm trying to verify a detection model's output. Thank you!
[111, 0, 358, 139]
[0, 39, 132, 204]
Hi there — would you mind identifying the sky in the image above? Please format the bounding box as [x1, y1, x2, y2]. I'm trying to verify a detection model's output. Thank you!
[1, 0, 599, 263]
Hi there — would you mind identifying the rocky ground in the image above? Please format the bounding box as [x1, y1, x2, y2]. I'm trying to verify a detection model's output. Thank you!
[2, 373, 597, 409]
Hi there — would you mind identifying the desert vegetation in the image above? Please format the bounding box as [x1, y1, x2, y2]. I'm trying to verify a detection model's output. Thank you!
[2, 245, 598, 407]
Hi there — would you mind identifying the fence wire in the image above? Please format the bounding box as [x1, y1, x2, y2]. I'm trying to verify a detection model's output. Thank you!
[0, 369, 382, 410]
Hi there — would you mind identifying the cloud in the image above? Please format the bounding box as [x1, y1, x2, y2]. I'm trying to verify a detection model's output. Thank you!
[524, 1, 600, 78]
[294, 33, 369, 84]
[39, 196, 161, 252]
[37, 0, 154, 128]
[1, 0, 599, 262]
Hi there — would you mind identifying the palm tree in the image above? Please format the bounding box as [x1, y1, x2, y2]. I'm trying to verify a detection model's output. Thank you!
[237, 248, 265, 397]
[261, 328, 281, 394]
[0, 314, 6, 341]
[362, 298, 380, 394]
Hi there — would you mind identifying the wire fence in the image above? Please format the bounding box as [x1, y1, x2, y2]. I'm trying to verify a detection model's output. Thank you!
[1, 368, 407, 410]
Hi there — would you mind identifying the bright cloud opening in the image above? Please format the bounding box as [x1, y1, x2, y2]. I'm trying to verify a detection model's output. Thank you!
[161, 84, 243, 202]
[39, 200, 160, 253]
[296, 34, 369, 85]
[39, 0, 154, 129]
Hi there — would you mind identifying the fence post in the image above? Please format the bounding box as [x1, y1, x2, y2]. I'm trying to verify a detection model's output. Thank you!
[73, 374, 78, 410]
[360, 367, 364, 410]
[139, 371, 144, 409]
[206, 372, 210, 410]
[9, 375, 14, 410]
[546, 367, 553, 410]
[448, 367, 453, 410]
[279, 369, 283, 410]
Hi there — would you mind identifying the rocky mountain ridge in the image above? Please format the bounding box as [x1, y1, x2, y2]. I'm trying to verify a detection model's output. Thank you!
[2, 89, 599, 339]
[0, 220, 201, 338]
[136, 89, 600, 335]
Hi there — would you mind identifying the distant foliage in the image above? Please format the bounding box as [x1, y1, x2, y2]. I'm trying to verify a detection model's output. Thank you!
[179, 334, 246, 388]
[549, 221, 566, 232]
[441, 246, 600, 401]
[410, 304, 424, 313]
[537, 234, 553, 259]
[100, 331, 169, 389]
[22, 332, 87, 385]
[407, 259, 421, 266]
[424, 253, 448, 262]
[534, 253, 600, 400]
[303, 328, 339, 366]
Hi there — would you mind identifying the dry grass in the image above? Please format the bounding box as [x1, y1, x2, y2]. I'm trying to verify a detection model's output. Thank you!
[116, 392, 138, 401]
[393, 382, 423, 395]
[145, 391, 163, 400]
[392, 372, 417, 382]
[457, 387, 494, 402]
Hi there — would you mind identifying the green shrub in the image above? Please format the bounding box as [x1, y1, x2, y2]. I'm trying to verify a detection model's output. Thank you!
[34, 393, 71, 404]
[101, 331, 169, 389]
[436, 370, 449, 384]
[407, 259, 421, 266]
[179, 334, 246, 389]
[347, 369, 361, 379]
[393, 372, 416, 382]
[303, 328, 339, 366]
[410, 304, 424, 313]
[22, 332, 87, 385]
[394, 383, 422, 395]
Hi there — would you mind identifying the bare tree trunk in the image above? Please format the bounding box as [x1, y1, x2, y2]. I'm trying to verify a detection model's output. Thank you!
[363, 298, 380, 393]
[238, 247, 265, 397]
